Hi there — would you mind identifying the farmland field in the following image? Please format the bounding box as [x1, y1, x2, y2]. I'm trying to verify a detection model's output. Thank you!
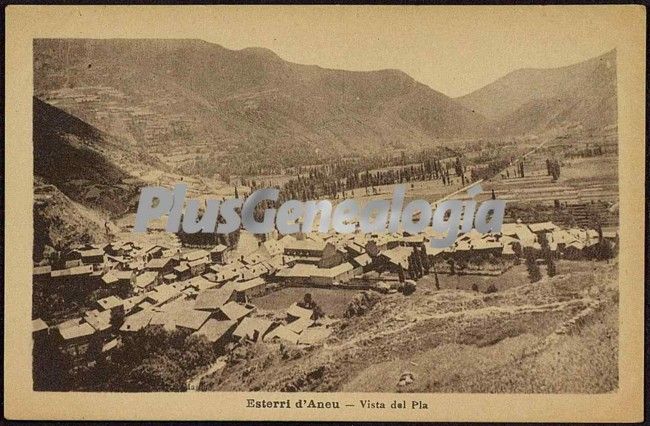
[417, 263, 530, 293]
[558, 155, 619, 185]
[416, 259, 610, 294]
[253, 286, 359, 318]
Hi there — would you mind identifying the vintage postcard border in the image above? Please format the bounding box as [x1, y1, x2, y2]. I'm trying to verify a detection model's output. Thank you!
[5, 5, 645, 421]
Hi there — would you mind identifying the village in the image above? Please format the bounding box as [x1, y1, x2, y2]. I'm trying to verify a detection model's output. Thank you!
[32, 204, 618, 390]
[29, 38, 622, 394]
[30, 106, 621, 391]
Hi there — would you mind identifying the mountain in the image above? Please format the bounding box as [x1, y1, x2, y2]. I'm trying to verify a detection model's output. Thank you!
[33, 179, 109, 257]
[33, 97, 151, 217]
[33, 39, 494, 175]
[456, 50, 617, 134]
[33, 40, 617, 176]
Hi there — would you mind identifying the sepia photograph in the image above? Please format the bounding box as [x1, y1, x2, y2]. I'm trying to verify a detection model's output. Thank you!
[5, 5, 645, 422]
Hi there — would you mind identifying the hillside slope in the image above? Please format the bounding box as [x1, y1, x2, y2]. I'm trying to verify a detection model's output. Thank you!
[34, 39, 493, 174]
[200, 261, 618, 393]
[33, 97, 152, 216]
[33, 180, 108, 258]
[457, 50, 616, 134]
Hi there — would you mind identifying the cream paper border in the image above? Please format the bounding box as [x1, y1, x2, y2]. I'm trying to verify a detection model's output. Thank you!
[4, 5, 645, 422]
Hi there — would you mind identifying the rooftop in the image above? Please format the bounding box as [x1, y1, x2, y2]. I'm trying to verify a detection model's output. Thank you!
[219, 301, 254, 321]
[194, 282, 236, 311]
[194, 319, 236, 342]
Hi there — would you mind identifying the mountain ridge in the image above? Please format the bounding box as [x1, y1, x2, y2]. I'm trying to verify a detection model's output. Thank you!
[33, 97, 150, 216]
[34, 40, 616, 175]
[34, 39, 494, 175]
[456, 49, 617, 134]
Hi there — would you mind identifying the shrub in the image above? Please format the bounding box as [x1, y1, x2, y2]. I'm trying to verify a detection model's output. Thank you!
[345, 290, 380, 317]
[123, 354, 186, 392]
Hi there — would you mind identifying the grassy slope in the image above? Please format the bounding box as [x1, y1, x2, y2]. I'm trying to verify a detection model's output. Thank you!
[33, 179, 108, 257]
[34, 98, 157, 216]
[201, 260, 618, 393]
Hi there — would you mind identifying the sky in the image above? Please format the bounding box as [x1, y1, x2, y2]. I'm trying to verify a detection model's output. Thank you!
[187, 6, 620, 97]
[24, 5, 624, 98]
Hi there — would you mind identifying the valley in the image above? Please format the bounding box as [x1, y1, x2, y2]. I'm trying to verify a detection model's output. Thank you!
[31, 39, 619, 395]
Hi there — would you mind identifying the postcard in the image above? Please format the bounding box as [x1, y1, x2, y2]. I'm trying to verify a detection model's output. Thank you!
[4, 5, 645, 422]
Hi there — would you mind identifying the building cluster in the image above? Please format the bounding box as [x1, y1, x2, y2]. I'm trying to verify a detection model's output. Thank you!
[32, 220, 617, 367]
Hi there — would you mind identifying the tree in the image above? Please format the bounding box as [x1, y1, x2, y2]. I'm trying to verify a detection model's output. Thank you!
[597, 239, 614, 260]
[432, 261, 440, 290]
[407, 261, 416, 280]
[593, 226, 614, 261]
[33, 333, 73, 391]
[178, 335, 219, 372]
[401, 280, 416, 295]
[538, 233, 556, 277]
[420, 247, 430, 275]
[345, 291, 380, 317]
[447, 259, 456, 275]
[94, 326, 220, 392]
[547, 255, 557, 277]
[300, 292, 313, 307]
[123, 354, 186, 392]
[41, 245, 60, 266]
[525, 251, 542, 283]
[397, 263, 405, 283]
[410, 252, 423, 279]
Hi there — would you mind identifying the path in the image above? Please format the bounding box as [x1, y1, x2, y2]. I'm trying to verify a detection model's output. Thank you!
[186, 357, 227, 391]
[329, 294, 595, 352]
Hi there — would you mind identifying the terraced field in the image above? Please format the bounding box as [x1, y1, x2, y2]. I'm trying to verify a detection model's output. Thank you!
[484, 173, 617, 205]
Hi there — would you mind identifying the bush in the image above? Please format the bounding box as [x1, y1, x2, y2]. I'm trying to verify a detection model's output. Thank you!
[345, 291, 380, 317]
[92, 326, 218, 392]
[485, 284, 498, 294]
[593, 240, 615, 261]
[401, 280, 417, 295]
[471, 283, 479, 292]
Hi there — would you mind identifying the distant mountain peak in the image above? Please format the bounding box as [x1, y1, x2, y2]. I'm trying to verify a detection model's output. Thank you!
[238, 46, 282, 59]
[456, 50, 617, 133]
